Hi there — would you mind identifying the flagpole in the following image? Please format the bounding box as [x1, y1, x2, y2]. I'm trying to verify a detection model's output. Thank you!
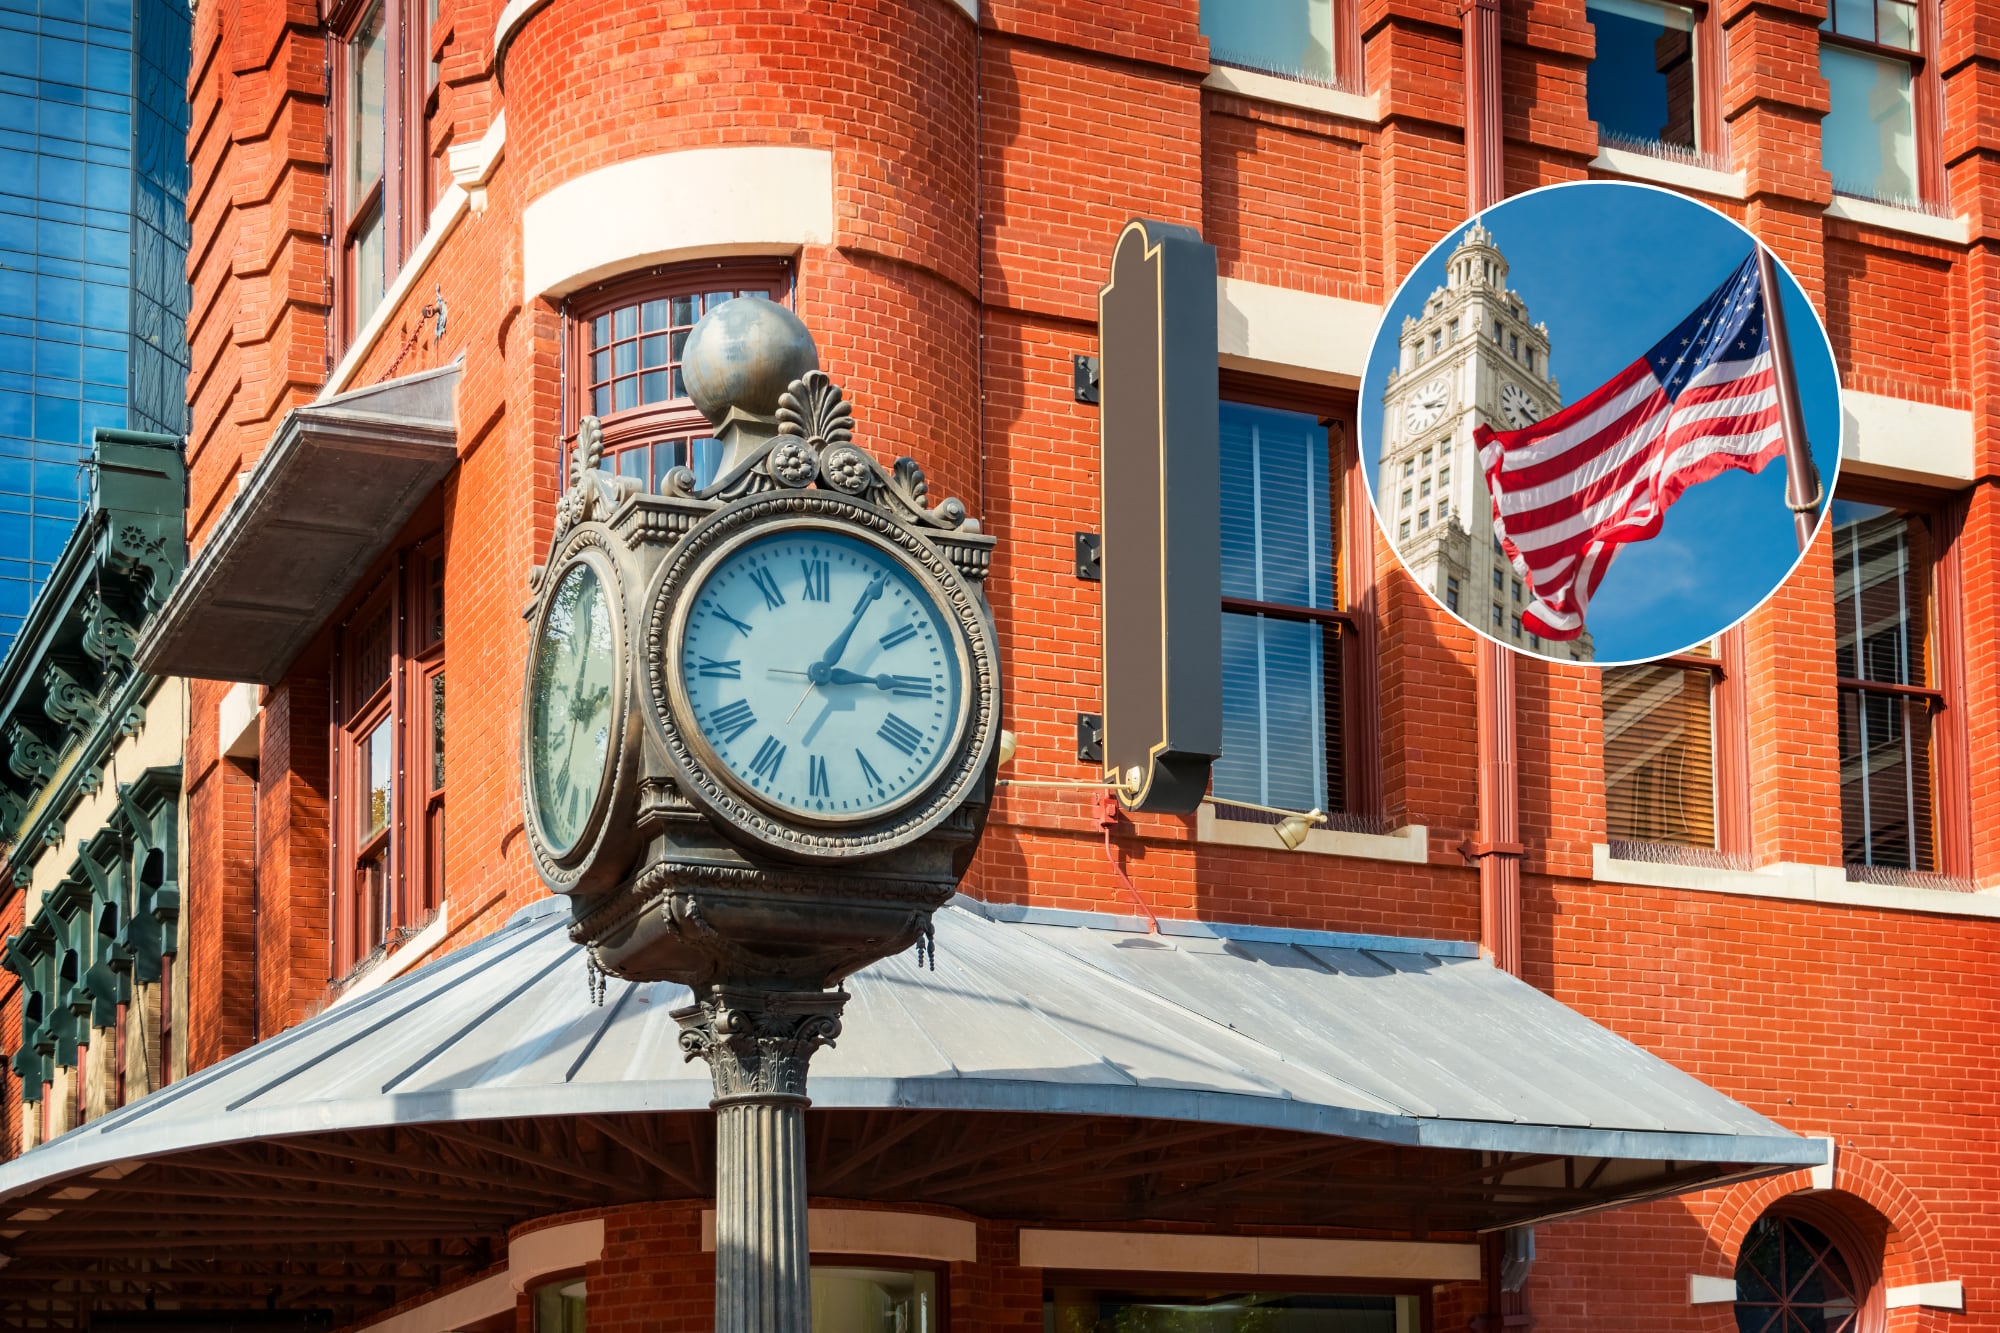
[1756, 243, 1821, 551]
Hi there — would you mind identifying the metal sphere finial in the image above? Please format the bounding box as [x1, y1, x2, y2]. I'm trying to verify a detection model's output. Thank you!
[681, 297, 820, 425]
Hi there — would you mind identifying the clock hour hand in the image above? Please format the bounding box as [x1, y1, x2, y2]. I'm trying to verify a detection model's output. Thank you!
[821, 667, 933, 695]
[806, 571, 887, 682]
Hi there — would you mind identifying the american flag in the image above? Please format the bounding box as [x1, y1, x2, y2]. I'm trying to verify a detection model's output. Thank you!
[1474, 252, 1785, 642]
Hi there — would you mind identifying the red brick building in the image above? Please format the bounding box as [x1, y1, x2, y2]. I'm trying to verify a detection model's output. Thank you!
[0, 0, 1994, 1328]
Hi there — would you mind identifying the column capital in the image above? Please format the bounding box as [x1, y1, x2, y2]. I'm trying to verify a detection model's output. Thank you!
[675, 985, 849, 1106]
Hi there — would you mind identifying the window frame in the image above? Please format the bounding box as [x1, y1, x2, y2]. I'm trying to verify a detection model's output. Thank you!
[561, 259, 797, 491]
[1213, 372, 1380, 823]
[1199, 0, 1364, 94]
[1733, 1198, 1887, 1333]
[328, 0, 433, 344]
[1818, 0, 1945, 205]
[1827, 478, 1969, 879]
[328, 536, 446, 981]
[1584, 0, 1725, 158]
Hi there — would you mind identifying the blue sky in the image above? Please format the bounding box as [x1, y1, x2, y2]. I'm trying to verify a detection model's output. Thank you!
[1359, 181, 1843, 664]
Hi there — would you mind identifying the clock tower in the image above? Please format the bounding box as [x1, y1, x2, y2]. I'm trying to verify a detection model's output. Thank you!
[1377, 224, 1592, 660]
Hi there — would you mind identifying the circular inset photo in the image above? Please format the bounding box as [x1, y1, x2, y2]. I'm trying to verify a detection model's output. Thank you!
[1358, 180, 1842, 665]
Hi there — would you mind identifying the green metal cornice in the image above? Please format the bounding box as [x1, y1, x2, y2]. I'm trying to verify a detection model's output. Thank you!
[0, 429, 185, 874]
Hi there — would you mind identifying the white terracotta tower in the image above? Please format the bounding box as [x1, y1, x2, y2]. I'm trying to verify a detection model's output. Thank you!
[1378, 224, 1593, 660]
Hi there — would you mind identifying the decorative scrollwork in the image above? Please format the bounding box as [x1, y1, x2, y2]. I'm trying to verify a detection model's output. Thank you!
[7, 723, 59, 784]
[42, 664, 102, 737]
[768, 439, 818, 489]
[107, 524, 176, 609]
[80, 594, 136, 682]
[534, 417, 643, 592]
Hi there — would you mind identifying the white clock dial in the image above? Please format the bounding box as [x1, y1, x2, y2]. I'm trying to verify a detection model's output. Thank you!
[1500, 381, 1541, 428]
[527, 558, 618, 856]
[677, 528, 967, 822]
[1403, 377, 1450, 435]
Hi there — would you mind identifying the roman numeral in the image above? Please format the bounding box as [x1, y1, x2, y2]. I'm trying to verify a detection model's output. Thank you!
[800, 559, 830, 602]
[886, 674, 932, 696]
[749, 566, 785, 610]
[809, 754, 829, 797]
[710, 700, 756, 744]
[697, 656, 741, 679]
[856, 749, 882, 787]
[748, 735, 785, 781]
[878, 623, 918, 650]
[711, 604, 753, 636]
[878, 712, 924, 757]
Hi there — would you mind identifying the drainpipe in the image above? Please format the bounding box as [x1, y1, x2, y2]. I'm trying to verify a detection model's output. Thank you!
[1459, 3, 1533, 1329]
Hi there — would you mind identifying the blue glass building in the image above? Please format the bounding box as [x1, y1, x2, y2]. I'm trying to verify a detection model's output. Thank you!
[0, 0, 189, 646]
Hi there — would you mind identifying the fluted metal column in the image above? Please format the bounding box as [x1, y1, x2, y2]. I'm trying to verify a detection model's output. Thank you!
[676, 985, 848, 1332]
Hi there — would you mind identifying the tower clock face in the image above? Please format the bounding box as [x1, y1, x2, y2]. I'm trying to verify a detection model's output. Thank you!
[528, 556, 620, 856]
[1403, 377, 1450, 434]
[673, 526, 969, 824]
[1500, 381, 1541, 429]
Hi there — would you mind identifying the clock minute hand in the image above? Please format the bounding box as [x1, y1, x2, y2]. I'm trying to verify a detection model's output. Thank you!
[807, 571, 887, 682]
[822, 667, 931, 694]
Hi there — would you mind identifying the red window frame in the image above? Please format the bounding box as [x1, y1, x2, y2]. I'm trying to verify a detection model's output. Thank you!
[329, 539, 446, 980]
[1818, 0, 1945, 204]
[1584, 0, 1725, 158]
[328, 0, 434, 343]
[1733, 1200, 1886, 1333]
[562, 260, 796, 493]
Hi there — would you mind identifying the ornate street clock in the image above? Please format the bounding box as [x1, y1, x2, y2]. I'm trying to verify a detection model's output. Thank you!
[521, 429, 644, 898]
[522, 297, 1000, 989]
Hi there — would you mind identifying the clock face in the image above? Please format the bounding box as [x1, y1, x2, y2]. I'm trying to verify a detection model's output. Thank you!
[528, 558, 619, 856]
[1403, 377, 1450, 435]
[1500, 381, 1541, 428]
[675, 527, 967, 823]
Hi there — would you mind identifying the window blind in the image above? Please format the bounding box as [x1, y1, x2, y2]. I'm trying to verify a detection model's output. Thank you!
[1601, 662, 1715, 848]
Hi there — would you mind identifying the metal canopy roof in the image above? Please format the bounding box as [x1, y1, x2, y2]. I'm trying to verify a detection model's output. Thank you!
[134, 361, 461, 685]
[0, 897, 1822, 1321]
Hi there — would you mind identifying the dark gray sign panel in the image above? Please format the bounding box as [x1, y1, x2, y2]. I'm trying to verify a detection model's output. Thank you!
[1098, 218, 1221, 814]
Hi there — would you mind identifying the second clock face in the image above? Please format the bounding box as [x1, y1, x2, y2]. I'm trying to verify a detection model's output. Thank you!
[529, 557, 619, 856]
[675, 527, 967, 822]
[1500, 381, 1541, 428]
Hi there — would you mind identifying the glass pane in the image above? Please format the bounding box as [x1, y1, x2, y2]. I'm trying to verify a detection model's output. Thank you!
[640, 332, 669, 368]
[1219, 402, 1334, 610]
[1831, 503, 1926, 687]
[533, 1279, 586, 1333]
[363, 716, 393, 839]
[357, 847, 388, 953]
[1200, 0, 1335, 83]
[1876, 0, 1916, 48]
[1214, 612, 1328, 813]
[616, 444, 649, 485]
[590, 348, 611, 383]
[431, 672, 445, 790]
[347, 1, 386, 197]
[613, 305, 637, 340]
[639, 369, 670, 401]
[352, 204, 385, 330]
[640, 297, 670, 331]
[1831, 0, 1873, 37]
[1587, 0, 1698, 150]
[1820, 45, 1918, 203]
[1601, 664, 1715, 847]
[613, 376, 636, 411]
[811, 1266, 937, 1333]
[592, 313, 610, 347]
[1839, 689, 1933, 870]
[614, 340, 636, 377]
[690, 436, 723, 488]
[592, 385, 611, 416]
[671, 294, 698, 326]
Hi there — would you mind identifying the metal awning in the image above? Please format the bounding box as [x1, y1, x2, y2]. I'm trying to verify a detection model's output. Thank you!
[0, 897, 1822, 1320]
[135, 362, 461, 685]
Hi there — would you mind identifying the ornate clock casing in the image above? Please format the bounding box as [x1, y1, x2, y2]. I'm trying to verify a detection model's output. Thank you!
[523, 298, 1000, 994]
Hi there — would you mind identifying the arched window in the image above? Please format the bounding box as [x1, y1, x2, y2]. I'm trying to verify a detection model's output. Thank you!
[564, 259, 795, 495]
[1734, 1205, 1884, 1333]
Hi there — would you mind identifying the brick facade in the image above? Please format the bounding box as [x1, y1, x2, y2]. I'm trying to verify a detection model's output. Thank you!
[31, 0, 1997, 1326]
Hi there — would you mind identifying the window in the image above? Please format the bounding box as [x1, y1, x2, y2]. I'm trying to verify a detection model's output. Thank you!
[1419, 476, 1431, 498]
[1436, 497, 1449, 519]
[1403, 458, 1414, 477]
[1199, 0, 1353, 89]
[1509, 333, 1519, 359]
[331, 540, 445, 978]
[1833, 502, 1940, 873]
[1511, 578, 1522, 602]
[1438, 466, 1450, 488]
[1048, 1286, 1416, 1331]
[1430, 329, 1442, 355]
[567, 262, 793, 495]
[1511, 612, 1522, 637]
[1420, 446, 1433, 468]
[814, 1265, 941, 1332]
[1491, 604, 1503, 628]
[333, 0, 432, 338]
[1446, 576, 1460, 612]
[1494, 318, 1503, 340]
[1586, 0, 1704, 154]
[1216, 398, 1350, 818]
[1418, 509, 1430, 530]
[1601, 660, 1716, 849]
[1492, 569, 1504, 592]
[1447, 318, 1459, 342]
[1400, 488, 1413, 509]
[1820, 0, 1937, 205]
[533, 1278, 586, 1333]
[1399, 519, 1410, 541]
[1733, 1205, 1882, 1332]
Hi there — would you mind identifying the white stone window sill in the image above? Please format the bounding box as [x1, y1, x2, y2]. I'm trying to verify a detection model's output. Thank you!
[1594, 846, 2000, 918]
[1824, 194, 1970, 245]
[324, 904, 451, 1011]
[1589, 146, 1746, 199]
[1202, 64, 1380, 125]
[1196, 804, 1427, 864]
